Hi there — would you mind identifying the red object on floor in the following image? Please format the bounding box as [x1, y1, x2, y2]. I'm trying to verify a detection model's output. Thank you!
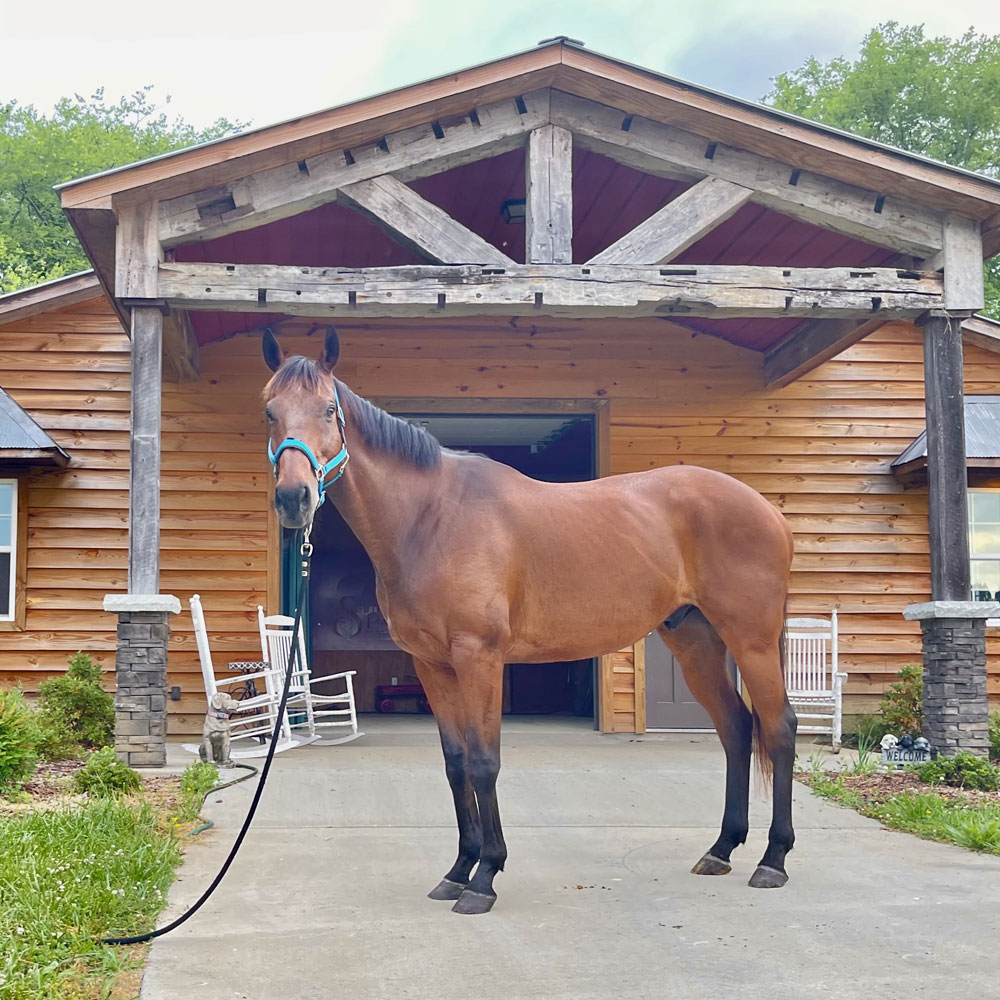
[374, 683, 432, 714]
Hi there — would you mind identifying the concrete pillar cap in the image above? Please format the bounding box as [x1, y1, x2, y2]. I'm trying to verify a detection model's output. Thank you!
[903, 600, 1000, 621]
[103, 594, 181, 614]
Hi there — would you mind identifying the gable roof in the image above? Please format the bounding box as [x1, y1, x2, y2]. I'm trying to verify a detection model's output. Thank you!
[58, 40, 1000, 231]
[0, 387, 70, 467]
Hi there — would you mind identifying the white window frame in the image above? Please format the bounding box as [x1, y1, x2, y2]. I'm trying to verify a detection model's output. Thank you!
[968, 487, 1000, 627]
[0, 479, 16, 623]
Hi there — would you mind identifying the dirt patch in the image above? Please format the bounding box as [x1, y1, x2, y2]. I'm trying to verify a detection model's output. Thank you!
[797, 768, 1000, 807]
[1, 760, 187, 822]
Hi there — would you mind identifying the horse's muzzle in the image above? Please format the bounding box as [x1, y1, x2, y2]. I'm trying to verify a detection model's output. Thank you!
[274, 482, 315, 529]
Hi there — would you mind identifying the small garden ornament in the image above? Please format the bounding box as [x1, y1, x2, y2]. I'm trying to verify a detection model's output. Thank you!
[199, 692, 244, 767]
[880, 734, 899, 751]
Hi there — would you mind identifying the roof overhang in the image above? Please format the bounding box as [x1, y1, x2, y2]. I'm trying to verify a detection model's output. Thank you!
[0, 271, 104, 327]
[892, 393, 1000, 484]
[0, 388, 70, 470]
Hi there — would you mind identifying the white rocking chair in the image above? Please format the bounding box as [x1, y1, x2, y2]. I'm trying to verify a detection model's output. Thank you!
[183, 594, 312, 759]
[258, 606, 363, 746]
[785, 610, 846, 751]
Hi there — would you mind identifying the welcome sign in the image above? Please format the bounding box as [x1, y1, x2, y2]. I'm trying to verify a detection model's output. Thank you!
[881, 746, 931, 767]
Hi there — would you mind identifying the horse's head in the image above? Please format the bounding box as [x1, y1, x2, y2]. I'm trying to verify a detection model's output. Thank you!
[262, 327, 346, 529]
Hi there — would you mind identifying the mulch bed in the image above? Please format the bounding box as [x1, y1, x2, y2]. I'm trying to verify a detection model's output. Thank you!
[797, 769, 1000, 808]
[2, 760, 185, 820]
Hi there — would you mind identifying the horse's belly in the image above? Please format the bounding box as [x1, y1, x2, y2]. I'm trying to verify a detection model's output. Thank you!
[504, 576, 676, 662]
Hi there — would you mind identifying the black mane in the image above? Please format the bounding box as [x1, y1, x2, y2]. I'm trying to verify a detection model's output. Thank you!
[266, 356, 441, 469]
[338, 383, 442, 469]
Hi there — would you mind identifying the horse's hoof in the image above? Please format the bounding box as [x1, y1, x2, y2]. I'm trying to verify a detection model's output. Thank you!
[690, 853, 732, 876]
[428, 878, 467, 901]
[451, 890, 496, 915]
[748, 865, 788, 889]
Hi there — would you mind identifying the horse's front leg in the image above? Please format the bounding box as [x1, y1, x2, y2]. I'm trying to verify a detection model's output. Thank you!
[412, 658, 482, 901]
[450, 644, 505, 915]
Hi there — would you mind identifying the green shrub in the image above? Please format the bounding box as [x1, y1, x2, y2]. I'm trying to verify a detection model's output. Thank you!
[912, 751, 1000, 792]
[849, 713, 891, 748]
[880, 664, 923, 735]
[989, 711, 1000, 761]
[177, 760, 219, 822]
[37, 651, 114, 759]
[0, 687, 40, 793]
[73, 746, 141, 797]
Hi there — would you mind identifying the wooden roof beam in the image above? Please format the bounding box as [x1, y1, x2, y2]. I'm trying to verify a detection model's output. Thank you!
[551, 91, 945, 257]
[923, 214, 985, 312]
[338, 175, 514, 266]
[526, 125, 573, 264]
[763, 317, 889, 388]
[157, 90, 550, 249]
[156, 261, 943, 320]
[586, 176, 753, 266]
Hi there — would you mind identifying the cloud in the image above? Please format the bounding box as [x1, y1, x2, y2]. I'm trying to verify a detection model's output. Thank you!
[2, 0, 999, 128]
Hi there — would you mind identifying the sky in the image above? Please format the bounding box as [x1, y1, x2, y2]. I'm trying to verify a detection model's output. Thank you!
[1, 0, 999, 131]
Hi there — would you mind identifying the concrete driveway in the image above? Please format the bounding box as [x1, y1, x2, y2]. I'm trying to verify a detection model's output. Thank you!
[141, 717, 1000, 1000]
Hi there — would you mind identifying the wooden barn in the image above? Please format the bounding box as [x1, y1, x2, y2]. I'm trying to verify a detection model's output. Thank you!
[1, 40, 999, 759]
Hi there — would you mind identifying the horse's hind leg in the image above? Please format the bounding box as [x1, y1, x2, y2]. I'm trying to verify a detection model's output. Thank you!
[716, 633, 797, 889]
[412, 658, 482, 901]
[657, 614, 752, 876]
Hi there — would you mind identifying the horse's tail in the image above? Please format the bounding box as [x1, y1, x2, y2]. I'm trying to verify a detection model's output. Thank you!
[752, 598, 788, 791]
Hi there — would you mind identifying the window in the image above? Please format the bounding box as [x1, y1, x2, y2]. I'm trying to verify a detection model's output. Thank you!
[0, 481, 15, 621]
[969, 490, 1000, 616]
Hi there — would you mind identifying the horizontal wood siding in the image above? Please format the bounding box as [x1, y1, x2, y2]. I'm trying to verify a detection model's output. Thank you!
[0, 299, 131, 697]
[2, 303, 997, 732]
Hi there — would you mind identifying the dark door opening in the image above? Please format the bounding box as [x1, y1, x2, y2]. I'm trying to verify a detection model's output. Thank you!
[302, 412, 596, 721]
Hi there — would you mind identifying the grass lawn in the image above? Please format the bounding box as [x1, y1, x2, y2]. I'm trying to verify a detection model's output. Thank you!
[799, 767, 1000, 855]
[0, 760, 217, 999]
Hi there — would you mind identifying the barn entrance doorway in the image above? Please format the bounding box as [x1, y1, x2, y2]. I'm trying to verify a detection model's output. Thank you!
[299, 410, 597, 724]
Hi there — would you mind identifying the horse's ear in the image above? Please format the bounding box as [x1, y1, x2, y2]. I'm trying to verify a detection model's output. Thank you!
[318, 326, 340, 373]
[262, 328, 285, 373]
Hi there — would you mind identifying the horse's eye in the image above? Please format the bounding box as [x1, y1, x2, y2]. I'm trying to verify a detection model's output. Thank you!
[265, 408, 274, 422]
[326, 404, 336, 420]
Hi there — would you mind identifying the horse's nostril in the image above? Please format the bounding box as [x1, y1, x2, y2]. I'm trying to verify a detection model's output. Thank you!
[275, 484, 310, 511]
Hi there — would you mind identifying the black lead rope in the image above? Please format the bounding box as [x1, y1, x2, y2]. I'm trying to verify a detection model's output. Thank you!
[101, 530, 314, 946]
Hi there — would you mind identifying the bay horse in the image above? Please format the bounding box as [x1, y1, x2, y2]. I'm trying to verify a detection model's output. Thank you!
[262, 328, 797, 915]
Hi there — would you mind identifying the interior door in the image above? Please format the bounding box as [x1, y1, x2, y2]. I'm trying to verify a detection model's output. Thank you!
[644, 629, 735, 730]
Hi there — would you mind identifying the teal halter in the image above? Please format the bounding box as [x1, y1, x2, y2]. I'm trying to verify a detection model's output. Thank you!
[267, 382, 349, 507]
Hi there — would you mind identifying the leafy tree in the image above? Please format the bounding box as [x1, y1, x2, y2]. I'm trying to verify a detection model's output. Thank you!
[764, 22, 1000, 318]
[0, 88, 245, 293]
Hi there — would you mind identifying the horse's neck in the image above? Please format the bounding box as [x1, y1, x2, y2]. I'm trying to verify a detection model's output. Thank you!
[330, 439, 444, 581]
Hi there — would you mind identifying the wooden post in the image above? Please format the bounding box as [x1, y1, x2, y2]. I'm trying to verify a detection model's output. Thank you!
[921, 312, 971, 601]
[128, 306, 163, 594]
[526, 125, 573, 264]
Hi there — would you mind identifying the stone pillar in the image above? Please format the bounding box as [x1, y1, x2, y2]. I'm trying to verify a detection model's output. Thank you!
[903, 601, 1000, 757]
[104, 594, 180, 767]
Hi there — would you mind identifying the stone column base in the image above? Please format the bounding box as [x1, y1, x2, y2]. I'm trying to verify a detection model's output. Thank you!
[903, 601, 1000, 758]
[104, 594, 181, 767]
